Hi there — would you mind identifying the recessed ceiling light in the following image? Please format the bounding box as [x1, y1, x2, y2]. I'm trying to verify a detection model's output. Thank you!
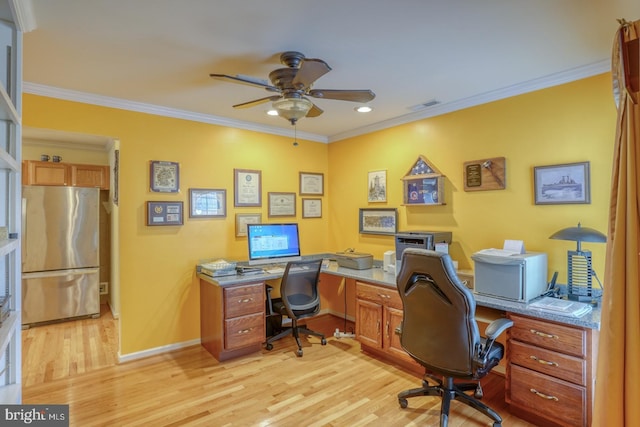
[355, 106, 372, 113]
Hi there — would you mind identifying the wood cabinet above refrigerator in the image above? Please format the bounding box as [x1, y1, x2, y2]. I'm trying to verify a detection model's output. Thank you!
[22, 160, 110, 189]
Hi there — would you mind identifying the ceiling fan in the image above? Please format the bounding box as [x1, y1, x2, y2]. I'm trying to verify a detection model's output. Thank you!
[210, 51, 375, 125]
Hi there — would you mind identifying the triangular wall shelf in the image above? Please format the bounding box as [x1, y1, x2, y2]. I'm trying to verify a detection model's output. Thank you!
[401, 155, 445, 205]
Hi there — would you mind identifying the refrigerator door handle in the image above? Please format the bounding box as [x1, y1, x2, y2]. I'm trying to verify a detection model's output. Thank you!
[21, 197, 27, 270]
[21, 268, 100, 279]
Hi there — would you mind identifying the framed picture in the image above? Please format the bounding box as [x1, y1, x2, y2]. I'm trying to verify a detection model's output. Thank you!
[146, 201, 184, 226]
[234, 168, 262, 207]
[299, 172, 324, 195]
[268, 192, 296, 217]
[150, 160, 180, 193]
[235, 213, 262, 237]
[359, 208, 398, 235]
[368, 170, 387, 202]
[189, 188, 226, 218]
[534, 161, 591, 205]
[302, 198, 322, 218]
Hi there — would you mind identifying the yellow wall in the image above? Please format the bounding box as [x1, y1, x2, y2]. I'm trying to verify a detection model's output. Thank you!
[22, 72, 615, 356]
[328, 73, 614, 279]
[22, 95, 330, 355]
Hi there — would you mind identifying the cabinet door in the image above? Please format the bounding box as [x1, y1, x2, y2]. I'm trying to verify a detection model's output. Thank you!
[356, 299, 382, 349]
[385, 306, 413, 362]
[22, 160, 69, 185]
[71, 164, 109, 189]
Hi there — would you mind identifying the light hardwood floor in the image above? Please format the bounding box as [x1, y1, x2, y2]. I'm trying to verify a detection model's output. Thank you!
[22, 310, 535, 426]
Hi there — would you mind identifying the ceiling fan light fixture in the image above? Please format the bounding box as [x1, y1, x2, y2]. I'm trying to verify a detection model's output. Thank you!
[266, 109, 279, 116]
[355, 106, 372, 113]
[272, 96, 313, 124]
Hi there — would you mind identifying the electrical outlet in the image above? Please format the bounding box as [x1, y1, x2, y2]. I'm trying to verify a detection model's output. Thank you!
[99, 282, 108, 295]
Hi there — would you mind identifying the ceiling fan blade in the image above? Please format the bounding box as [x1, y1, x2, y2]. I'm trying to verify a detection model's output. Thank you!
[210, 73, 280, 92]
[306, 103, 324, 118]
[308, 89, 375, 103]
[292, 59, 331, 89]
[233, 95, 282, 109]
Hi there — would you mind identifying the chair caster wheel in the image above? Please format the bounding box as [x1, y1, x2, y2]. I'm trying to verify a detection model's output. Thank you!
[265, 343, 273, 351]
[398, 398, 408, 409]
[296, 349, 303, 357]
[321, 338, 327, 345]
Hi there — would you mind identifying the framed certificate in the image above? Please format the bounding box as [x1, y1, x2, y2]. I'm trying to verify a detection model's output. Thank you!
[146, 201, 184, 226]
[268, 192, 296, 217]
[235, 213, 262, 237]
[150, 160, 180, 193]
[189, 188, 226, 218]
[234, 169, 262, 207]
[299, 172, 324, 195]
[302, 198, 322, 218]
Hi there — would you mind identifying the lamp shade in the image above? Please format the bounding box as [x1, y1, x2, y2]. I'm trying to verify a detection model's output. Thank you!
[549, 222, 606, 251]
[272, 96, 312, 124]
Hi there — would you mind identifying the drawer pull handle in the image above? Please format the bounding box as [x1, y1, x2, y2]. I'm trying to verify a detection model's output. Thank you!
[377, 293, 390, 299]
[530, 388, 559, 401]
[237, 328, 252, 335]
[239, 298, 254, 303]
[530, 329, 559, 339]
[530, 355, 559, 367]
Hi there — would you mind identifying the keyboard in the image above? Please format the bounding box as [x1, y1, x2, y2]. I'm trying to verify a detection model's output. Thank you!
[264, 266, 308, 274]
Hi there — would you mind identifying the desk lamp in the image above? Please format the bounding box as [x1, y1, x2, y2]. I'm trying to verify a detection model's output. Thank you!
[549, 223, 606, 303]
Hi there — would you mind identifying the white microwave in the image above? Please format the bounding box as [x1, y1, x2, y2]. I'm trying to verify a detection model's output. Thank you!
[471, 251, 548, 302]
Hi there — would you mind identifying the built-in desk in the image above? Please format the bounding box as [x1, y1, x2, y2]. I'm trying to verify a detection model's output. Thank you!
[198, 258, 600, 427]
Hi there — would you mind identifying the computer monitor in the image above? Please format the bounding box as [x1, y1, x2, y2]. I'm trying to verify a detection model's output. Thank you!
[247, 223, 302, 266]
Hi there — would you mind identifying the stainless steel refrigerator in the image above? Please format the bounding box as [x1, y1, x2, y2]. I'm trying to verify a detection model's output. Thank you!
[22, 185, 100, 326]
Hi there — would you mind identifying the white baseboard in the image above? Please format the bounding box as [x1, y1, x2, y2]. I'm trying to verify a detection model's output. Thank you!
[117, 310, 353, 363]
[118, 339, 201, 364]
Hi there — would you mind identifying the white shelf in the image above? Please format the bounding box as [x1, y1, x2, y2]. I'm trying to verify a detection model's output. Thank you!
[0, 311, 18, 353]
[0, 238, 18, 258]
[0, 148, 18, 170]
[0, 82, 19, 124]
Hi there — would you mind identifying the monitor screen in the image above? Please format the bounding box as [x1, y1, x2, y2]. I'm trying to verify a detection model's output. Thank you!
[247, 223, 302, 266]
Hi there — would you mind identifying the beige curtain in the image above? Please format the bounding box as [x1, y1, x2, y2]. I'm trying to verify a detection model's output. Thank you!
[593, 19, 640, 426]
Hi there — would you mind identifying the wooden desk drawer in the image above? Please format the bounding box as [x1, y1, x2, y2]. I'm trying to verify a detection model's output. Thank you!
[509, 364, 586, 427]
[224, 283, 264, 318]
[509, 313, 586, 358]
[225, 312, 264, 350]
[510, 340, 586, 386]
[356, 281, 402, 309]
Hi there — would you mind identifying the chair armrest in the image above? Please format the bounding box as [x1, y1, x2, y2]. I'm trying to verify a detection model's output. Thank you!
[485, 318, 514, 340]
[478, 318, 514, 363]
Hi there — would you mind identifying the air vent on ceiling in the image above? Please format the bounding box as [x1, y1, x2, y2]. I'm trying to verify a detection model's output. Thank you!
[409, 99, 440, 112]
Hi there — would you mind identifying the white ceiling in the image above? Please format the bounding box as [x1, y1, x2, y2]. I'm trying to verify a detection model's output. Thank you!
[22, 0, 640, 143]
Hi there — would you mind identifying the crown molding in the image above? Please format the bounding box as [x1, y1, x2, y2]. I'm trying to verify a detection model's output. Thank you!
[328, 59, 611, 142]
[22, 82, 329, 143]
[24, 59, 610, 145]
[9, 0, 37, 32]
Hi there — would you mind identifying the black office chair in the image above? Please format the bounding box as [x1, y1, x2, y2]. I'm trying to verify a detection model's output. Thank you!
[264, 259, 327, 357]
[396, 249, 513, 427]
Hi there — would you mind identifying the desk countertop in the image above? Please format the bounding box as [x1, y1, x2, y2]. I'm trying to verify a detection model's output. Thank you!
[198, 260, 601, 330]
